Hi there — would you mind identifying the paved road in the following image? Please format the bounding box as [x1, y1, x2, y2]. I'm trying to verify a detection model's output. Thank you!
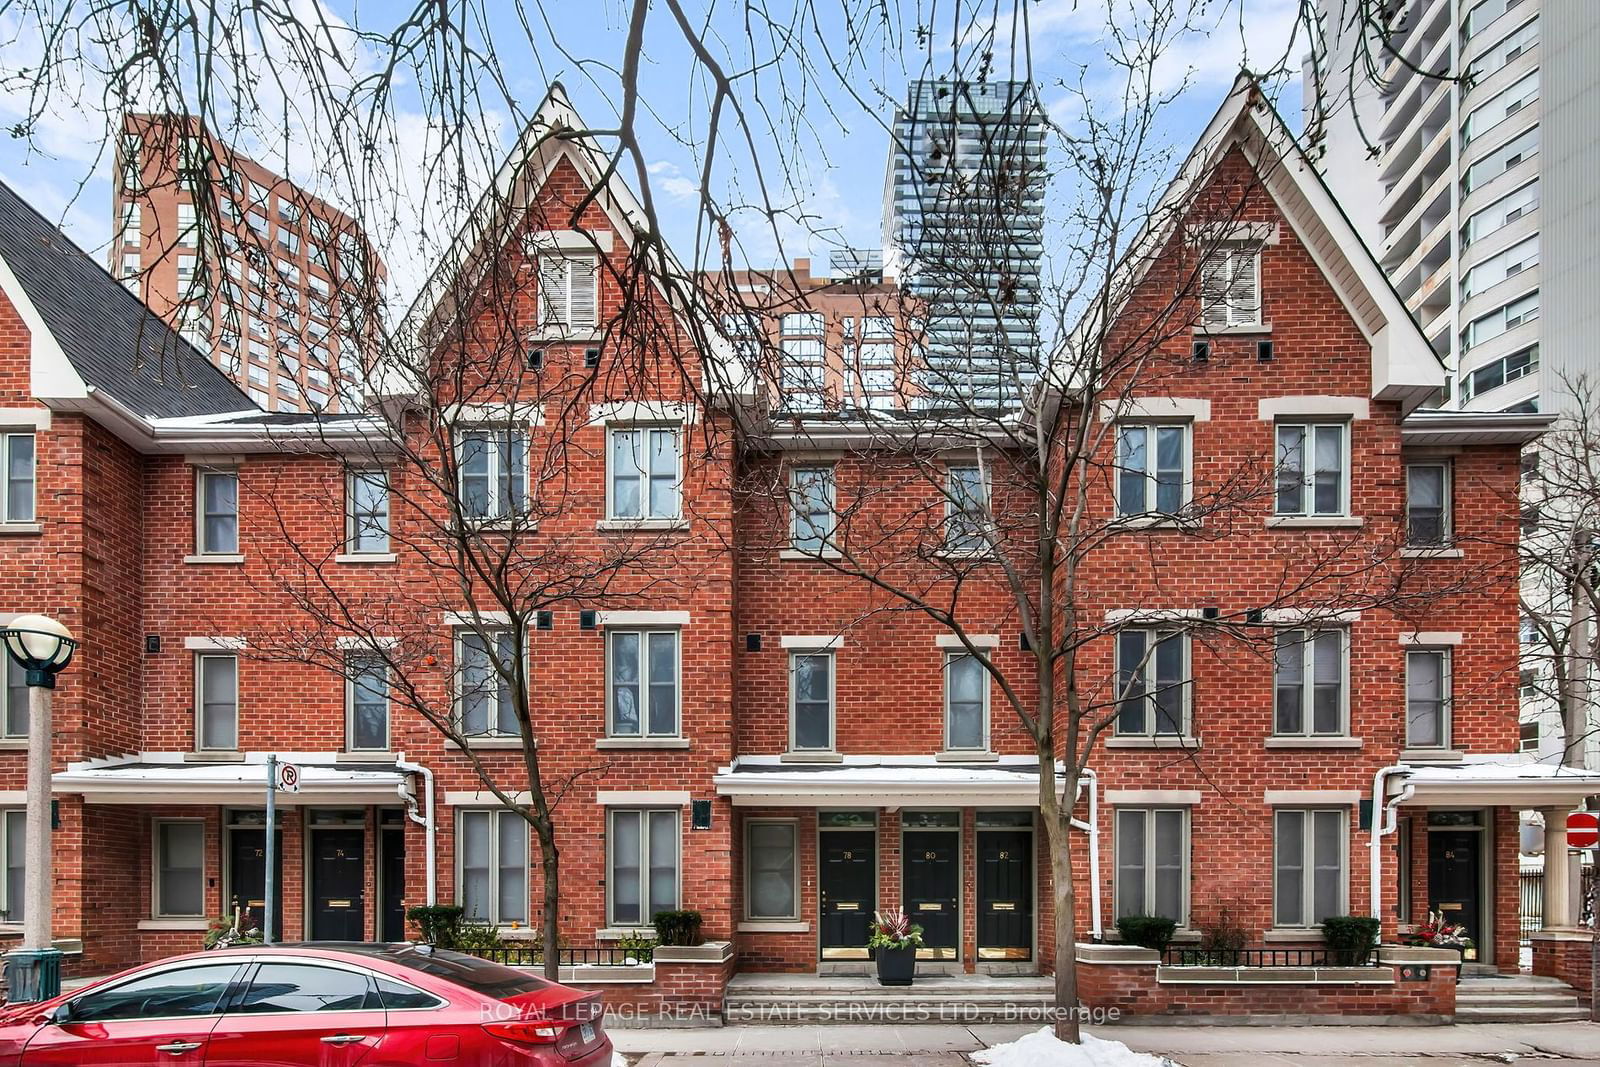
[617, 1021, 1600, 1065]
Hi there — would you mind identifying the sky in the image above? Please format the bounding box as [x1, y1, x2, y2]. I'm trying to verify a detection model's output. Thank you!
[0, 0, 1309, 306]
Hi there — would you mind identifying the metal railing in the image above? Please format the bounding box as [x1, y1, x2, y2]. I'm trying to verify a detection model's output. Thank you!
[1518, 862, 1596, 944]
[475, 944, 654, 967]
[1161, 947, 1378, 968]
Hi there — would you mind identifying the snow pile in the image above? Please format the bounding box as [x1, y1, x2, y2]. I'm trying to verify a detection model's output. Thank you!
[972, 1027, 1173, 1067]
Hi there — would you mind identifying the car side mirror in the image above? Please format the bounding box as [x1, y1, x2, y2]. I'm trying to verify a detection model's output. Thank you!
[46, 1002, 72, 1025]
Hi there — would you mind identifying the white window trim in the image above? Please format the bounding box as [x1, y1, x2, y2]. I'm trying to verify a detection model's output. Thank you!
[606, 426, 683, 522]
[780, 635, 844, 650]
[789, 466, 837, 553]
[1272, 808, 1349, 930]
[345, 469, 391, 555]
[606, 807, 682, 928]
[455, 809, 529, 927]
[1256, 397, 1370, 421]
[1405, 647, 1454, 750]
[1272, 628, 1350, 739]
[1272, 421, 1351, 518]
[944, 464, 991, 554]
[0, 808, 23, 923]
[194, 467, 240, 555]
[1199, 242, 1264, 330]
[935, 633, 999, 650]
[345, 652, 390, 752]
[1097, 397, 1212, 423]
[597, 611, 691, 627]
[536, 252, 599, 331]
[1113, 421, 1192, 518]
[454, 629, 522, 740]
[194, 652, 239, 753]
[1113, 807, 1191, 927]
[1113, 629, 1191, 738]
[606, 628, 681, 739]
[454, 427, 528, 522]
[1405, 462, 1453, 547]
[943, 652, 991, 753]
[0, 432, 36, 525]
[787, 648, 837, 754]
[152, 818, 207, 919]
[744, 818, 801, 922]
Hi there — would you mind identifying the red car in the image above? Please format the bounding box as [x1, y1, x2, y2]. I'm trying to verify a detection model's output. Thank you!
[0, 942, 613, 1065]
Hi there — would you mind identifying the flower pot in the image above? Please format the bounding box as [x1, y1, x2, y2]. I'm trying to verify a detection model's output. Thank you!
[875, 944, 916, 986]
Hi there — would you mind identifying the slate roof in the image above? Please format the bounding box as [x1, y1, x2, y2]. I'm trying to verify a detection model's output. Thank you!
[0, 178, 255, 419]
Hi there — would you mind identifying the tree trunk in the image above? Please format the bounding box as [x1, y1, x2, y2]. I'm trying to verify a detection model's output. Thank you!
[1039, 760, 1081, 1043]
[535, 820, 561, 981]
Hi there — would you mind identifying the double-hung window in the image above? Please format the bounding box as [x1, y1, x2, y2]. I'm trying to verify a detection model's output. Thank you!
[1406, 649, 1451, 749]
[608, 428, 680, 520]
[346, 470, 390, 553]
[745, 820, 799, 921]
[154, 820, 206, 918]
[945, 465, 989, 553]
[1116, 424, 1185, 516]
[458, 630, 519, 738]
[1, 434, 33, 525]
[1274, 630, 1346, 736]
[196, 468, 239, 554]
[458, 809, 527, 925]
[1115, 629, 1187, 736]
[1199, 244, 1262, 329]
[1406, 464, 1451, 546]
[608, 809, 679, 927]
[1273, 808, 1346, 928]
[457, 429, 526, 521]
[1275, 423, 1347, 517]
[195, 653, 238, 751]
[779, 313, 826, 410]
[790, 467, 836, 552]
[538, 253, 599, 331]
[789, 650, 834, 752]
[346, 653, 389, 751]
[0, 809, 24, 923]
[3, 658, 27, 739]
[608, 630, 679, 737]
[945, 653, 989, 752]
[1115, 808, 1187, 924]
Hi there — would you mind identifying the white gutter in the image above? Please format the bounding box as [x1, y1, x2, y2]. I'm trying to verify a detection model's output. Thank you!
[1369, 764, 1414, 925]
[1069, 767, 1103, 940]
[395, 757, 437, 906]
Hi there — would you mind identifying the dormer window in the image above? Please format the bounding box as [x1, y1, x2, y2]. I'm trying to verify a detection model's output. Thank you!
[538, 253, 599, 331]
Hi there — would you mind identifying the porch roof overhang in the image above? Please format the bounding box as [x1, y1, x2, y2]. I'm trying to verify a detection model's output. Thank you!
[711, 755, 1059, 808]
[52, 755, 416, 807]
[1392, 756, 1600, 809]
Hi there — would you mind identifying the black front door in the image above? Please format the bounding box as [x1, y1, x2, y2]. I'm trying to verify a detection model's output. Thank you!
[903, 830, 959, 959]
[226, 828, 282, 939]
[379, 825, 406, 943]
[310, 828, 365, 941]
[978, 829, 1033, 960]
[819, 830, 875, 959]
[1428, 828, 1482, 961]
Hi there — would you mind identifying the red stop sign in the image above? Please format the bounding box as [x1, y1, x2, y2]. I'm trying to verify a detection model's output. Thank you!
[1567, 812, 1598, 849]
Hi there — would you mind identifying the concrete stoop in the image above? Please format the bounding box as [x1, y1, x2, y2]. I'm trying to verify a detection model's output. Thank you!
[722, 973, 1057, 1025]
[1454, 975, 1588, 1023]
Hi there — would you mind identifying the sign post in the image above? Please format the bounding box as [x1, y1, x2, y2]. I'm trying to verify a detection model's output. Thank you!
[264, 757, 299, 945]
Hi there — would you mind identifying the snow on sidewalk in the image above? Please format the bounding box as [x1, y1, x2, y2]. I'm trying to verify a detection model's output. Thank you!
[972, 1027, 1175, 1067]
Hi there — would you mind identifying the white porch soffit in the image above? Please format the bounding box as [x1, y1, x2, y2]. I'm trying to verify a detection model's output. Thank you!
[712, 756, 1057, 808]
[1394, 757, 1600, 809]
[53, 758, 413, 806]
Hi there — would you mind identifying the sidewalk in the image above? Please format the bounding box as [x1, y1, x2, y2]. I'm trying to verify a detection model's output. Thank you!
[616, 1021, 1600, 1065]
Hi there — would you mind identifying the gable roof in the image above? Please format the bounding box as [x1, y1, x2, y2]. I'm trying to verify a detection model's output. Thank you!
[0, 178, 255, 420]
[1062, 73, 1444, 411]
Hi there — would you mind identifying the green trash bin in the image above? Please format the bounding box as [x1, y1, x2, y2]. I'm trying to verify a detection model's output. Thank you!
[5, 948, 62, 1003]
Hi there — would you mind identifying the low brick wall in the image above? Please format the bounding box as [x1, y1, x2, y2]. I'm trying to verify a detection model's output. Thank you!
[566, 941, 735, 1027]
[1531, 930, 1594, 998]
[1075, 944, 1458, 1022]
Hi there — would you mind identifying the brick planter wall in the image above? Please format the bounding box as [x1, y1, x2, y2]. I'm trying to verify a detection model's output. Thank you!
[566, 941, 736, 1027]
[1531, 931, 1594, 998]
[1075, 944, 1458, 1022]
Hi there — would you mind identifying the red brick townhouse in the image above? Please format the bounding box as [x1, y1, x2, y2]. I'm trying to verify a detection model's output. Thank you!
[0, 75, 1592, 1018]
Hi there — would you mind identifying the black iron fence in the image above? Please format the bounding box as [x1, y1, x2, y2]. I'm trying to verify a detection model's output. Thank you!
[474, 944, 654, 967]
[1518, 861, 1596, 944]
[1161, 947, 1378, 968]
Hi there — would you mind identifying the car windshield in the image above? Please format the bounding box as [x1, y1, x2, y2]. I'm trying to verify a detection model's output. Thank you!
[379, 946, 556, 1000]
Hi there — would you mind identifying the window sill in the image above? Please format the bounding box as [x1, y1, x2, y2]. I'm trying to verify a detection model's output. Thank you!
[1194, 323, 1272, 336]
[452, 520, 538, 536]
[183, 750, 245, 763]
[0, 523, 42, 536]
[0, 739, 26, 750]
[338, 750, 398, 762]
[934, 749, 1000, 763]
[1400, 546, 1463, 559]
[779, 548, 842, 561]
[530, 327, 604, 344]
[595, 737, 692, 750]
[1399, 747, 1464, 764]
[1264, 737, 1364, 750]
[779, 750, 845, 763]
[138, 918, 210, 931]
[1264, 516, 1364, 529]
[1109, 514, 1195, 532]
[934, 547, 996, 562]
[1103, 735, 1201, 750]
[335, 552, 397, 564]
[444, 737, 524, 750]
[1104, 928, 1202, 945]
[596, 926, 656, 942]
[183, 553, 245, 564]
[1262, 929, 1326, 943]
[738, 920, 810, 934]
[596, 519, 689, 533]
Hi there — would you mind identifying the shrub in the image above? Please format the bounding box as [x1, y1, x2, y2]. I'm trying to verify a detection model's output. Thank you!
[652, 909, 704, 947]
[1197, 901, 1249, 964]
[407, 904, 465, 948]
[454, 921, 506, 955]
[617, 932, 657, 963]
[1115, 915, 1177, 955]
[1322, 915, 1381, 965]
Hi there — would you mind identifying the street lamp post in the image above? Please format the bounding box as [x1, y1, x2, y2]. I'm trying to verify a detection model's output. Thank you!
[1, 614, 77, 1003]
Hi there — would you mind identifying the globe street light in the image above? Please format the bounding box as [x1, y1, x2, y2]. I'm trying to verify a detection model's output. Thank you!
[0, 614, 77, 1002]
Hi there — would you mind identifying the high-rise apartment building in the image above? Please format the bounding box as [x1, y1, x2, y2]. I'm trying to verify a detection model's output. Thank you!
[882, 80, 1046, 404]
[112, 114, 385, 412]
